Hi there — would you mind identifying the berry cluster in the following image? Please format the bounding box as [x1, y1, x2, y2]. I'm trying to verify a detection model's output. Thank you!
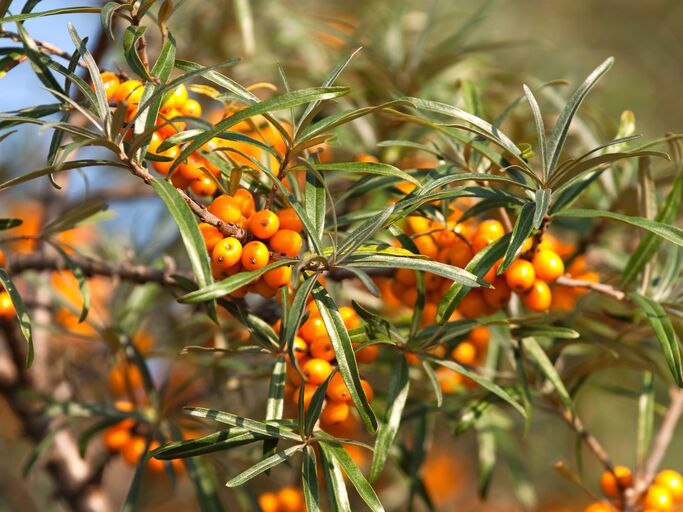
[273, 303, 376, 430]
[0, 249, 14, 319]
[258, 487, 305, 512]
[431, 325, 491, 393]
[584, 466, 683, 511]
[200, 189, 303, 296]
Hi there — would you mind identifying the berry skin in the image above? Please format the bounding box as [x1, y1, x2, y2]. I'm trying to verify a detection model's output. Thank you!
[360, 379, 374, 401]
[178, 153, 207, 181]
[163, 84, 188, 111]
[0, 249, 5, 268]
[655, 470, 683, 503]
[258, 493, 279, 512]
[435, 367, 464, 394]
[241, 241, 269, 271]
[0, 291, 15, 318]
[475, 219, 505, 240]
[522, 279, 552, 312]
[482, 276, 511, 310]
[211, 237, 243, 270]
[447, 240, 473, 268]
[326, 373, 351, 402]
[233, 188, 255, 217]
[414, 234, 439, 259]
[583, 504, 612, 512]
[150, 143, 179, 176]
[355, 343, 380, 364]
[113, 79, 143, 106]
[600, 465, 633, 498]
[339, 306, 360, 330]
[310, 337, 335, 362]
[248, 210, 280, 239]
[468, 326, 491, 353]
[299, 316, 327, 342]
[252, 278, 277, 298]
[321, 400, 350, 425]
[107, 364, 143, 396]
[644, 485, 674, 511]
[289, 336, 309, 361]
[302, 358, 333, 384]
[269, 229, 303, 258]
[277, 208, 304, 233]
[532, 249, 565, 282]
[122, 436, 146, 466]
[97, 71, 120, 102]
[147, 441, 165, 472]
[208, 195, 242, 224]
[263, 264, 292, 288]
[452, 341, 478, 365]
[157, 108, 186, 138]
[458, 290, 489, 319]
[292, 383, 318, 410]
[505, 259, 536, 293]
[277, 487, 305, 512]
[180, 99, 201, 118]
[190, 176, 217, 197]
[103, 425, 131, 452]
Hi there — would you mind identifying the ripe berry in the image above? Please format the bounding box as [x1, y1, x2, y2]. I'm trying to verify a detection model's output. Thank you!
[269, 229, 303, 257]
[252, 278, 277, 298]
[241, 241, 269, 271]
[475, 219, 505, 240]
[310, 337, 335, 362]
[645, 485, 674, 511]
[289, 336, 309, 361]
[97, 71, 120, 102]
[321, 400, 350, 425]
[208, 195, 242, 224]
[435, 367, 464, 394]
[655, 470, 683, 503]
[600, 465, 633, 498]
[122, 436, 146, 466]
[406, 216, 430, 234]
[107, 364, 143, 396]
[482, 276, 511, 310]
[233, 188, 255, 217]
[263, 264, 292, 288]
[447, 240, 473, 268]
[299, 316, 327, 342]
[157, 108, 186, 138]
[505, 259, 536, 293]
[0, 291, 15, 318]
[302, 358, 333, 384]
[326, 373, 351, 402]
[355, 343, 380, 364]
[147, 441, 165, 472]
[180, 99, 201, 118]
[163, 84, 188, 111]
[414, 234, 438, 259]
[339, 306, 360, 330]
[468, 326, 491, 353]
[292, 383, 318, 410]
[452, 341, 478, 365]
[248, 210, 280, 239]
[0, 249, 5, 268]
[211, 237, 243, 270]
[522, 279, 552, 312]
[360, 379, 374, 401]
[103, 425, 131, 452]
[114, 79, 143, 106]
[472, 233, 496, 253]
[276, 208, 303, 233]
[150, 143, 179, 176]
[583, 504, 612, 512]
[190, 176, 217, 197]
[395, 268, 417, 286]
[532, 249, 565, 282]
[258, 493, 279, 512]
[458, 290, 489, 319]
[277, 487, 305, 512]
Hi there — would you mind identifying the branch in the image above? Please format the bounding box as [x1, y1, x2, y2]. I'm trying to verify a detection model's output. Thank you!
[555, 275, 627, 301]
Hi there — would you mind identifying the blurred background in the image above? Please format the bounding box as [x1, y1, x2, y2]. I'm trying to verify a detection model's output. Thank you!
[1, 0, 682, 510]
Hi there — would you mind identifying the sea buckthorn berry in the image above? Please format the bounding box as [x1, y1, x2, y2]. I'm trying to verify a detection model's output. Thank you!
[211, 237, 243, 270]
[178, 153, 207, 181]
[644, 485, 674, 511]
[289, 336, 309, 361]
[233, 188, 255, 217]
[248, 210, 280, 239]
[458, 290, 488, 319]
[241, 241, 269, 271]
[532, 249, 565, 282]
[263, 264, 292, 289]
[434, 221, 458, 248]
[469, 326, 491, 353]
[447, 240, 473, 268]
[305, 301, 321, 318]
[522, 279, 552, 312]
[551, 285, 577, 311]
[360, 379, 374, 401]
[505, 259, 536, 293]
[190, 176, 217, 197]
[292, 383, 318, 410]
[435, 367, 464, 394]
[269, 229, 303, 258]
[600, 465, 633, 498]
[339, 306, 360, 330]
[482, 276, 511, 310]
[483, 258, 502, 284]
[452, 341, 478, 365]
[0, 249, 5, 267]
[258, 492, 279, 512]
[150, 144, 179, 176]
[276, 208, 304, 233]
[114, 79, 143, 106]
[406, 216, 430, 234]
[472, 233, 496, 253]
[103, 425, 130, 452]
[321, 400, 350, 425]
[170, 170, 192, 189]
[655, 470, 683, 503]
[277, 487, 305, 512]
[208, 195, 242, 224]
[252, 278, 277, 298]
[310, 336, 335, 362]
[395, 268, 417, 286]
[414, 234, 438, 259]
[326, 373, 351, 402]
[107, 364, 143, 396]
[164, 84, 188, 111]
[357, 153, 379, 163]
[425, 273, 443, 292]
[583, 504, 612, 512]
[96, 71, 120, 102]
[302, 358, 333, 384]
[122, 436, 146, 466]
[180, 98, 201, 118]
[567, 255, 587, 276]
[300, 315, 327, 342]
[229, 284, 249, 299]
[475, 219, 505, 240]
[0, 291, 15, 318]
[355, 343, 380, 364]
[521, 237, 533, 254]
[147, 441, 165, 472]
[157, 108, 186, 138]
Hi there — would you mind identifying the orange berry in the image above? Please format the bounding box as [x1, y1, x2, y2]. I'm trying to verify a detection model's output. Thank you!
[475, 219, 505, 240]
[469, 326, 491, 353]
[269, 229, 303, 258]
[290, 336, 309, 361]
[452, 341, 478, 365]
[357, 153, 378, 163]
[177, 153, 207, 181]
[326, 373, 351, 402]
[339, 306, 360, 330]
[321, 400, 350, 425]
[447, 240, 473, 268]
[600, 465, 633, 498]
[241, 241, 269, 271]
[300, 315, 328, 342]
[505, 259, 536, 293]
[305, 301, 321, 318]
[436, 367, 464, 394]
[406, 216, 430, 234]
[97, 71, 120, 102]
[248, 210, 280, 239]
[180, 98, 201, 118]
[233, 189, 255, 217]
[655, 470, 683, 503]
[163, 84, 188, 111]
[310, 337, 335, 362]
[522, 279, 552, 312]
[433, 222, 458, 248]
[583, 504, 612, 512]
[360, 379, 374, 401]
[551, 285, 577, 311]
[567, 255, 587, 276]
[113, 79, 143, 106]
[458, 290, 488, 319]
[107, 364, 143, 396]
[208, 195, 242, 224]
[292, 383, 318, 411]
[414, 234, 438, 259]
[252, 278, 277, 298]
[482, 277, 511, 310]
[263, 264, 292, 288]
[302, 358, 333, 384]
[150, 144, 179, 176]
[258, 492, 280, 512]
[483, 258, 502, 284]
[103, 425, 131, 452]
[472, 233, 496, 253]
[645, 485, 674, 512]
[395, 268, 417, 286]
[190, 176, 217, 197]
[0, 249, 5, 268]
[277, 487, 305, 512]
[121, 436, 146, 466]
[276, 208, 303, 233]
[532, 250, 565, 282]
[156, 108, 186, 138]
[355, 344, 380, 364]
[198, 223, 223, 252]
[147, 441, 166, 472]
[211, 237, 243, 270]
[0, 291, 15, 318]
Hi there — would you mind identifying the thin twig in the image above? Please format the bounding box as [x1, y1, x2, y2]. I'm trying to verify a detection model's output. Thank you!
[556, 275, 627, 301]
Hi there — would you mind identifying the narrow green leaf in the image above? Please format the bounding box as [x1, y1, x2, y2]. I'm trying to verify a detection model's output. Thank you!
[521, 336, 575, 415]
[225, 444, 303, 487]
[636, 371, 654, 467]
[51, 245, 91, 323]
[511, 325, 579, 339]
[476, 416, 496, 499]
[0, 218, 22, 231]
[0, 159, 125, 192]
[305, 166, 326, 243]
[1, 6, 101, 22]
[370, 355, 410, 482]
[67, 24, 109, 123]
[184, 407, 302, 441]
[523, 84, 548, 179]
[0, 268, 33, 366]
[499, 201, 535, 273]
[42, 199, 108, 236]
[266, 356, 287, 421]
[100, 1, 129, 39]
[320, 442, 351, 512]
[153, 430, 265, 459]
[122, 26, 152, 80]
[302, 445, 321, 512]
[533, 188, 551, 229]
[294, 161, 421, 187]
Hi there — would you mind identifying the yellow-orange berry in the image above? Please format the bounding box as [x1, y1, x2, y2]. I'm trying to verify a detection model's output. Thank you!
[326, 373, 351, 402]
[180, 98, 201, 118]
[277, 487, 305, 512]
[360, 379, 374, 401]
[114, 79, 143, 106]
[150, 143, 179, 176]
[468, 326, 491, 353]
[600, 465, 633, 498]
[355, 343, 380, 364]
[208, 195, 242, 224]
[299, 316, 327, 342]
[522, 279, 552, 312]
[263, 264, 292, 288]
[249, 210, 280, 239]
[482, 276, 511, 310]
[241, 241, 269, 271]
[269, 229, 303, 258]
[211, 237, 243, 270]
[505, 259, 536, 293]
[645, 485, 674, 512]
[0, 291, 15, 318]
[310, 336, 335, 362]
[121, 436, 146, 466]
[655, 470, 683, 503]
[163, 84, 188, 111]
[292, 383, 318, 411]
[190, 176, 217, 197]
[198, 223, 223, 252]
[233, 189, 255, 217]
[96, 71, 120, 102]
[156, 108, 186, 138]
[583, 504, 612, 512]
[475, 219, 505, 240]
[452, 341, 478, 365]
[258, 492, 279, 512]
[277, 208, 304, 233]
[532, 249, 565, 282]
[103, 425, 131, 452]
[321, 400, 350, 425]
[338, 306, 360, 330]
[302, 358, 333, 384]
